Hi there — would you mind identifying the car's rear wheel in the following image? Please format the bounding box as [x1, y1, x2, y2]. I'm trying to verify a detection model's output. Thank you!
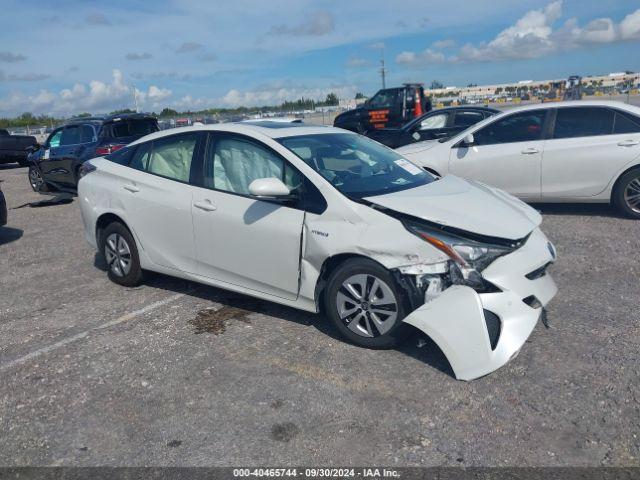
[324, 258, 410, 349]
[613, 168, 640, 219]
[101, 222, 143, 287]
[28, 166, 48, 192]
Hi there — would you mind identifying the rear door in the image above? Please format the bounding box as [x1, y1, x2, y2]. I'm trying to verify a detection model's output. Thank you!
[118, 132, 203, 273]
[541, 106, 640, 198]
[191, 133, 306, 300]
[448, 109, 548, 199]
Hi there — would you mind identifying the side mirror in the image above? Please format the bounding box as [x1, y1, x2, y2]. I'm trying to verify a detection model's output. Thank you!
[412, 132, 421, 141]
[462, 133, 475, 147]
[249, 177, 291, 199]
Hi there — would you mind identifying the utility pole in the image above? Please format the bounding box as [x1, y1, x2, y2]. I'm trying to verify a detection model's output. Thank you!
[133, 84, 139, 113]
[379, 45, 387, 89]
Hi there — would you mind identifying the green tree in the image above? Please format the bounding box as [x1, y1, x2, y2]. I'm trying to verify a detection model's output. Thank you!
[324, 93, 339, 106]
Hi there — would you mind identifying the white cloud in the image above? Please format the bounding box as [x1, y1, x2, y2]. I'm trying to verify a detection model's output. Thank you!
[396, 49, 445, 66]
[345, 56, 371, 68]
[432, 39, 456, 49]
[125, 52, 153, 61]
[620, 9, 640, 40]
[0, 51, 26, 63]
[270, 11, 334, 36]
[175, 42, 204, 54]
[397, 2, 640, 66]
[0, 70, 172, 115]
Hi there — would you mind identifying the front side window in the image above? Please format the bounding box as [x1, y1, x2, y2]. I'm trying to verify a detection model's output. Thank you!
[47, 129, 63, 148]
[278, 133, 434, 199]
[60, 125, 82, 146]
[147, 134, 197, 182]
[368, 89, 400, 109]
[474, 110, 546, 146]
[553, 107, 614, 139]
[206, 137, 291, 195]
[419, 113, 447, 130]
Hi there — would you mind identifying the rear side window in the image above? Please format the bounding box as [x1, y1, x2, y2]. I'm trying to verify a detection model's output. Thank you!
[61, 125, 82, 145]
[109, 119, 159, 138]
[147, 134, 198, 182]
[454, 110, 484, 127]
[553, 107, 614, 139]
[473, 110, 546, 145]
[613, 111, 640, 134]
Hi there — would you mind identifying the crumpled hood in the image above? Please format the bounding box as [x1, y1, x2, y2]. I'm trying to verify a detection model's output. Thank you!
[395, 139, 440, 155]
[364, 175, 541, 240]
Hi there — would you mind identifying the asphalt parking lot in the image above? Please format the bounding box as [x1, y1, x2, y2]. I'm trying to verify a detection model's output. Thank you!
[0, 163, 638, 467]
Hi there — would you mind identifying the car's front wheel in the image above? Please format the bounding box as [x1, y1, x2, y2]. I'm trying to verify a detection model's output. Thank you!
[28, 166, 48, 192]
[100, 222, 143, 287]
[324, 258, 410, 349]
[613, 168, 640, 219]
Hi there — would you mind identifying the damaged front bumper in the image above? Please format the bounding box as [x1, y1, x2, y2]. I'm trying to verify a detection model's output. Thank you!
[402, 228, 557, 381]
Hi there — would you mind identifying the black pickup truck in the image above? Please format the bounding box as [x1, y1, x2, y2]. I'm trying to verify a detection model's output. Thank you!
[333, 83, 431, 133]
[0, 129, 38, 166]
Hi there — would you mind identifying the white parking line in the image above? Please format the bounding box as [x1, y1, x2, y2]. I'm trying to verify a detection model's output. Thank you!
[0, 293, 185, 373]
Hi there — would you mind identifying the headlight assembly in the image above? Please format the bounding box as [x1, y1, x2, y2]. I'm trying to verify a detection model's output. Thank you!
[403, 220, 514, 272]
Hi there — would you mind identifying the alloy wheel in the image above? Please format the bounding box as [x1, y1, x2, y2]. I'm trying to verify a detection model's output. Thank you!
[336, 274, 398, 338]
[624, 176, 640, 214]
[29, 168, 43, 190]
[104, 233, 132, 277]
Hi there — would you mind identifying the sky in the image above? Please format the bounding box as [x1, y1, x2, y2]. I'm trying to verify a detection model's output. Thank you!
[0, 0, 639, 116]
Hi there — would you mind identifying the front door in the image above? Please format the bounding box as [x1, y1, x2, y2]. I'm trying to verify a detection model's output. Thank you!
[192, 133, 305, 300]
[448, 109, 548, 200]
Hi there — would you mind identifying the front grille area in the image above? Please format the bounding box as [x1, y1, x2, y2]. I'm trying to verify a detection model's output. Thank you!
[525, 262, 551, 280]
[483, 309, 501, 350]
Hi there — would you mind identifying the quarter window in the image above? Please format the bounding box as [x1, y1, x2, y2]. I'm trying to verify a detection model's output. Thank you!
[553, 107, 614, 139]
[473, 111, 546, 145]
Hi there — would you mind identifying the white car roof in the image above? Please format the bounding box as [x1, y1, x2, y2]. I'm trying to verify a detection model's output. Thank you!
[501, 99, 640, 113]
[128, 122, 350, 147]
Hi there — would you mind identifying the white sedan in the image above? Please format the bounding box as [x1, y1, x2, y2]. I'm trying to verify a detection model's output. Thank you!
[78, 122, 557, 380]
[397, 100, 640, 218]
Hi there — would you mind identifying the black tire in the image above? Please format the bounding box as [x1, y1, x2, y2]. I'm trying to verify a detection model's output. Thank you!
[612, 168, 640, 219]
[323, 258, 411, 349]
[28, 165, 48, 192]
[355, 122, 367, 135]
[100, 222, 143, 287]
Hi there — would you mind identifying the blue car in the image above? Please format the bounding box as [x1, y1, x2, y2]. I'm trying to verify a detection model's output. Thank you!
[28, 113, 159, 193]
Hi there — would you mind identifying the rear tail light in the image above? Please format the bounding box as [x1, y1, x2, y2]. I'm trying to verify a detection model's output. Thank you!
[79, 161, 97, 179]
[95, 144, 126, 156]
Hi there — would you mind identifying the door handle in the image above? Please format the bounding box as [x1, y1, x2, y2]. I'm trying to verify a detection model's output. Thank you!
[123, 184, 140, 193]
[617, 140, 640, 147]
[193, 201, 217, 212]
[521, 147, 540, 154]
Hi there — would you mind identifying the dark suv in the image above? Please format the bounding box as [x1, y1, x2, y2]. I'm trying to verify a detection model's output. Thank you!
[28, 113, 159, 193]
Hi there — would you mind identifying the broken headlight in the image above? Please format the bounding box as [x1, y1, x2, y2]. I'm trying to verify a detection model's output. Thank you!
[403, 220, 515, 272]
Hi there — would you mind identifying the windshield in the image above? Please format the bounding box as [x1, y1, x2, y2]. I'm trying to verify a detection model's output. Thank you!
[278, 133, 435, 198]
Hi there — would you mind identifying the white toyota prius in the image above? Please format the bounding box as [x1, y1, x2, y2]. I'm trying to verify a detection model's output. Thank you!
[78, 122, 557, 380]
